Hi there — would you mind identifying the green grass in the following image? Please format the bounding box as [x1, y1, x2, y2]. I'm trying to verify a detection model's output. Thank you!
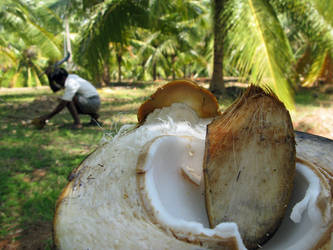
[0, 83, 158, 248]
[0, 83, 331, 248]
[294, 87, 330, 106]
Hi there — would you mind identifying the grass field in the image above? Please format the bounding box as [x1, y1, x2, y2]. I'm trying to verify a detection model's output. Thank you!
[0, 82, 332, 249]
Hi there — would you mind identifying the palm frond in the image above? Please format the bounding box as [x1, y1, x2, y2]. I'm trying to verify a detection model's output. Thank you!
[77, 0, 151, 75]
[312, 0, 333, 27]
[1, 1, 63, 59]
[274, 0, 333, 86]
[226, 0, 295, 109]
[0, 46, 18, 67]
[302, 50, 327, 86]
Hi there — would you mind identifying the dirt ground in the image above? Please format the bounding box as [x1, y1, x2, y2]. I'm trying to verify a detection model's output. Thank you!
[0, 222, 52, 250]
[292, 104, 333, 139]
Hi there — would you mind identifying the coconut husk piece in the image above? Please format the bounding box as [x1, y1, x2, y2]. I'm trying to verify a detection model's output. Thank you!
[137, 80, 220, 124]
[204, 85, 296, 249]
[31, 117, 46, 129]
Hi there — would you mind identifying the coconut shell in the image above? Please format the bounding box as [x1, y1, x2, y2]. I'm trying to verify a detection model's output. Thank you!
[204, 85, 296, 249]
[295, 131, 333, 179]
[31, 117, 46, 129]
[52, 102, 238, 250]
[137, 80, 220, 124]
[53, 141, 199, 249]
[294, 131, 333, 250]
[53, 82, 333, 250]
[53, 130, 333, 250]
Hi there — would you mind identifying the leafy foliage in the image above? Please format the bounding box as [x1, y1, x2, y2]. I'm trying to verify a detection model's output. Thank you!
[224, 0, 295, 108]
[0, 0, 63, 87]
[1, 0, 333, 106]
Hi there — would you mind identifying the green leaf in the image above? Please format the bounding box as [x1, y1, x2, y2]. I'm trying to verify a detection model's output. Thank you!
[278, 0, 333, 86]
[227, 0, 295, 109]
[302, 50, 328, 87]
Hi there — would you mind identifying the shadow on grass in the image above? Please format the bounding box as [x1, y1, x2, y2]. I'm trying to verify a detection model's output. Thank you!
[0, 89, 138, 249]
[0, 122, 104, 249]
[0, 133, 83, 228]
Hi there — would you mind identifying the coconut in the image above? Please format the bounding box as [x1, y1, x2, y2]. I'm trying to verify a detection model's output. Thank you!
[31, 117, 46, 129]
[137, 80, 220, 124]
[292, 131, 333, 250]
[136, 135, 246, 249]
[203, 86, 296, 249]
[53, 82, 333, 250]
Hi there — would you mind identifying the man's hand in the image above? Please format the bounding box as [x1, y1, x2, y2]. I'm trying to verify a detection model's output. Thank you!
[37, 100, 67, 124]
[38, 114, 49, 122]
[32, 116, 47, 129]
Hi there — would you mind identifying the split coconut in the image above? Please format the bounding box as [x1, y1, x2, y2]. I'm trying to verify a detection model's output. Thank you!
[204, 86, 296, 249]
[53, 80, 333, 250]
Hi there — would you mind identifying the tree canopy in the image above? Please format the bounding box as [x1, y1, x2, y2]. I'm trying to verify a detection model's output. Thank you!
[1, 0, 333, 108]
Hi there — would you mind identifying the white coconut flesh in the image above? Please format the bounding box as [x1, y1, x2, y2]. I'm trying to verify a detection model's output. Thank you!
[54, 103, 331, 250]
[137, 135, 246, 248]
[139, 136, 208, 224]
[137, 133, 329, 250]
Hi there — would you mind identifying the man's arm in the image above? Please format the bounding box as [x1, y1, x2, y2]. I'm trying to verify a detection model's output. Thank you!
[40, 100, 68, 121]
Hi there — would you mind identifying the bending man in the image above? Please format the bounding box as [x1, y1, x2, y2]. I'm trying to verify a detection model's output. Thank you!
[39, 68, 101, 129]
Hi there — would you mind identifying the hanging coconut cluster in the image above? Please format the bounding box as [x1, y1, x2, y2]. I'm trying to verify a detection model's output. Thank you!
[53, 80, 333, 250]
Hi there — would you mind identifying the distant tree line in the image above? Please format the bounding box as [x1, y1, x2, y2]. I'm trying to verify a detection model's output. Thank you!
[1, 0, 333, 108]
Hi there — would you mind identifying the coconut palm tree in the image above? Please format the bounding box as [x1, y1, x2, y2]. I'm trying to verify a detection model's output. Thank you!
[0, 0, 63, 87]
[47, 0, 89, 70]
[215, 0, 333, 109]
[210, 0, 228, 94]
[134, 14, 208, 81]
[277, 0, 333, 86]
[76, 0, 150, 82]
[224, 0, 295, 108]
[77, 0, 208, 83]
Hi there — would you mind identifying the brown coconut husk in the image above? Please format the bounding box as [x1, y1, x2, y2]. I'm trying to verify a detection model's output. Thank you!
[204, 85, 296, 249]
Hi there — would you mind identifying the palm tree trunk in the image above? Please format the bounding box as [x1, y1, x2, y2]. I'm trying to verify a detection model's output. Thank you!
[101, 52, 110, 86]
[172, 54, 176, 80]
[210, 0, 227, 94]
[10, 69, 21, 88]
[117, 53, 122, 83]
[100, 62, 110, 87]
[64, 17, 73, 70]
[153, 63, 157, 81]
[27, 67, 32, 87]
